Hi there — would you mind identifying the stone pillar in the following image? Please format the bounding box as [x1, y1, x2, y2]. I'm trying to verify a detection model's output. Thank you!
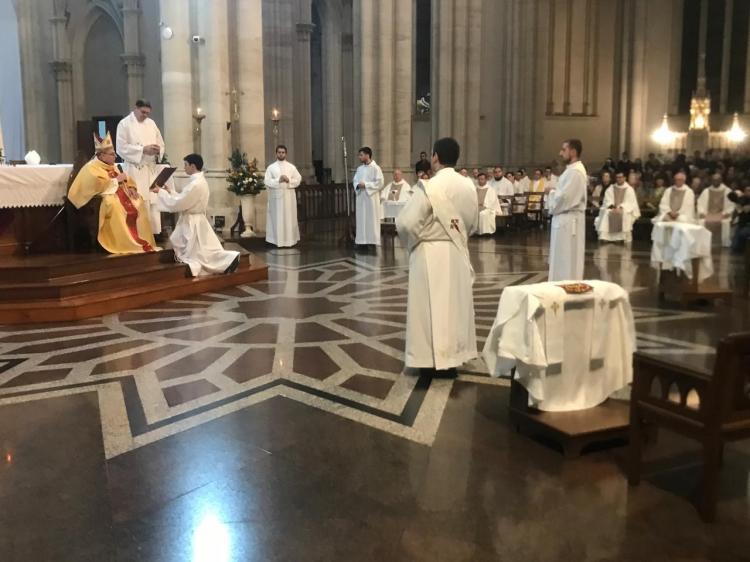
[50, 4, 74, 161]
[197, 0, 231, 171]
[159, 0, 194, 161]
[293, 1, 315, 182]
[236, 0, 266, 163]
[393, 0, 413, 173]
[322, 12, 344, 182]
[719, 0, 733, 114]
[432, 0, 481, 167]
[121, 0, 145, 105]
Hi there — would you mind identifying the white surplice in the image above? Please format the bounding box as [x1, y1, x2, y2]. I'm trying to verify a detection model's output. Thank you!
[653, 185, 695, 224]
[515, 176, 530, 194]
[547, 160, 587, 281]
[396, 167, 479, 369]
[490, 176, 514, 197]
[157, 172, 240, 277]
[594, 182, 641, 242]
[697, 184, 734, 247]
[353, 160, 385, 245]
[477, 185, 499, 235]
[264, 159, 302, 247]
[116, 112, 166, 234]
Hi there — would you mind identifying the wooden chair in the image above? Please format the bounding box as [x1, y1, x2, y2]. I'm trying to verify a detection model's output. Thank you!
[526, 192, 545, 226]
[628, 333, 750, 522]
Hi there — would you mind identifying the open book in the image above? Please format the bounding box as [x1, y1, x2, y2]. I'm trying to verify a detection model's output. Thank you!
[149, 167, 176, 190]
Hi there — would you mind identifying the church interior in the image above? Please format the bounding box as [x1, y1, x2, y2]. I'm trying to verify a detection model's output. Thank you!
[1, 0, 750, 560]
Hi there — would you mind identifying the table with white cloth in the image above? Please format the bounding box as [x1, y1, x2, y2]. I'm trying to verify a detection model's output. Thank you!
[0, 164, 73, 208]
[382, 200, 408, 220]
[482, 280, 636, 412]
[650, 222, 713, 282]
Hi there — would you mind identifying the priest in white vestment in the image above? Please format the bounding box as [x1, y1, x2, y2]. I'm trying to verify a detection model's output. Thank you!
[352, 146, 385, 246]
[153, 153, 240, 277]
[594, 171, 640, 242]
[396, 137, 478, 376]
[116, 99, 166, 235]
[653, 171, 695, 224]
[489, 166, 514, 197]
[476, 172, 500, 235]
[382, 169, 412, 203]
[546, 139, 588, 281]
[264, 144, 302, 247]
[544, 167, 559, 190]
[697, 173, 734, 247]
[514, 169, 531, 194]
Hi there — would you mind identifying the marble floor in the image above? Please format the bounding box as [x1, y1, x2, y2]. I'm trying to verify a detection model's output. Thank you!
[0, 226, 749, 561]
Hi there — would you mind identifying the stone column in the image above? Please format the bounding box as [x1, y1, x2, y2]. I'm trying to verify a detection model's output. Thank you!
[432, 0, 480, 167]
[121, 0, 145, 105]
[359, 0, 376, 150]
[236, 0, 266, 162]
[393, 0, 413, 173]
[197, 0, 231, 171]
[159, 0, 194, 161]
[322, 12, 344, 182]
[293, 0, 315, 182]
[719, 0, 733, 114]
[50, 3, 74, 161]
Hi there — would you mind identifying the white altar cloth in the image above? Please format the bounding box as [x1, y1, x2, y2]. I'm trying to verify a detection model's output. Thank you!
[482, 280, 636, 412]
[382, 200, 408, 220]
[0, 165, 72, 208]
[650, 222, 713, 282]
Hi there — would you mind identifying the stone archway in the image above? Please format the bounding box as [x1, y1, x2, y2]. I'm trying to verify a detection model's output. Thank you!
[83, 13, 127, 118]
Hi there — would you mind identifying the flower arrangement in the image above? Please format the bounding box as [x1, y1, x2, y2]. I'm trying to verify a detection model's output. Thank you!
[226, 149, 265, 196]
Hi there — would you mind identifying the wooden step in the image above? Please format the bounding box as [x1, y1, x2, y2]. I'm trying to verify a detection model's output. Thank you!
[0, 261, 191, 301]
[0, 250, 177, 283]
[0, 254, 269, 325]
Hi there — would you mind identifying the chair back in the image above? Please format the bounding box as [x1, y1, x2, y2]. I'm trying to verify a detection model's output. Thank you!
[712, 332, 750, 424]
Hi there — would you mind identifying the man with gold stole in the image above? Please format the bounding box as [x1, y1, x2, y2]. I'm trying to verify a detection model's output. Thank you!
[68, 132, 157, 254]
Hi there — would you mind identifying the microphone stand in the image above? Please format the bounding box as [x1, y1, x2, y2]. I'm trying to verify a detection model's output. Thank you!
[340, 136, 356, 244]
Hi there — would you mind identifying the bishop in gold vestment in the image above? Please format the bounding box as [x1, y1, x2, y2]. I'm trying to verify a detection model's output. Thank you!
[68, 133, 157, 254]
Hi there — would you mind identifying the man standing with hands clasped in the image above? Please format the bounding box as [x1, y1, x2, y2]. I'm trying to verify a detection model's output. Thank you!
[545, 138, 588, 281]
[352, 146, 385, 249]
[265, 144, 302, 248]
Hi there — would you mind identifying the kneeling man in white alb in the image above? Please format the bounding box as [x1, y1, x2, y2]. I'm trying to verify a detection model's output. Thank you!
[152, 153, 240, 276]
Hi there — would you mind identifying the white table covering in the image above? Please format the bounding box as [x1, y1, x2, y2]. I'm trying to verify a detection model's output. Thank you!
[382, 200, 408, 220]
[482, 280, 636, 412]
[0, 165, 72, 208]
[651, 222, 713, 282]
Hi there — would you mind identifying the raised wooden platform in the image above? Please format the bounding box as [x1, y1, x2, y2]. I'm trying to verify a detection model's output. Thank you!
[509, 378, 630, 458]
[0, 248, 268, 324]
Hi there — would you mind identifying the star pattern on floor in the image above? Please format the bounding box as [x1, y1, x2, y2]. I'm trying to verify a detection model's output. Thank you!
[0, 258, 720, 458]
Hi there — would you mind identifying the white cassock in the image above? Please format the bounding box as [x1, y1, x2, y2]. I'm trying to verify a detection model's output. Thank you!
[116, 112, 166, 234]
[594, 182, 641, 242]
[653, 186, 695, 224]
[353, 160, 385, 245]
[476, 185, 500, 235]
[157, 172, 240, 277]
[396, 167, 479, 369]
[515, 176, 530, 194]
[489, 177, 514, 197]
[264, 159, 302, 247]
[697, 184, 734, 247]
[545, 174, 558, 190]
[547, 160, 587, 281]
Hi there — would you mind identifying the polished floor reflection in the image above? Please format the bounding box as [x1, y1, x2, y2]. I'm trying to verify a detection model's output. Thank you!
[0, 228, 748, 561]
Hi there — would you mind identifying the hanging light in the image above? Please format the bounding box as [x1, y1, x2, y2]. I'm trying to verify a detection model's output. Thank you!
[652, 114, 675, 146]
[726, 113, 747, 143]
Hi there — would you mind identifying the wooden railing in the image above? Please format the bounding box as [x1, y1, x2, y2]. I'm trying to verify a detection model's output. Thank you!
[296, 183, 354, 222]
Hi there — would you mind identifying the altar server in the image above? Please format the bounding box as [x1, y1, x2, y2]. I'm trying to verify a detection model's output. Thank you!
[264, 144, 302, 247]
[352, 146, 385, 246]
[546, 139, 587, 281]
[116, 99, 165, 234]
[396, 137, 478, 376]
[153, 153, 240, 277]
